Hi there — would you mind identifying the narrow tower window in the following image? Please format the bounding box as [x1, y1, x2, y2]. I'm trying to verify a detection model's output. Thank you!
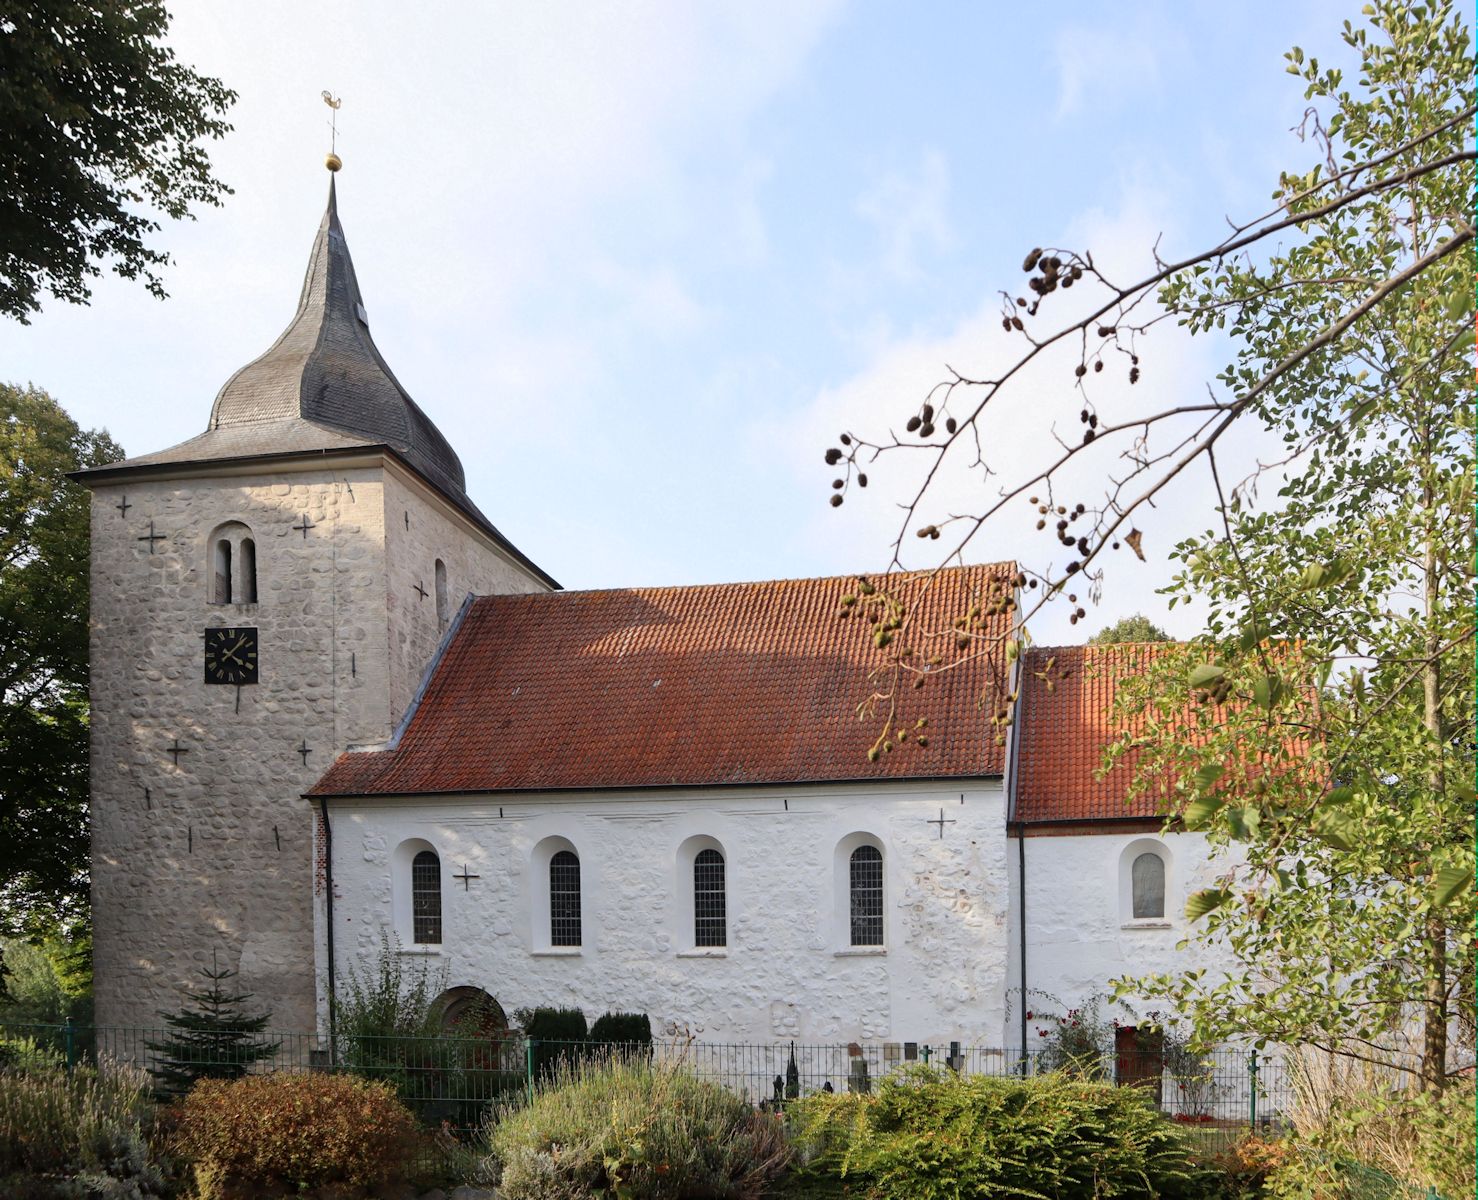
[239, 539, 257, 604]
[693, 848, 726, 947]
[849, 844, 884, 946]
[550, 850, 582, 947]
[412, 850, 442, 944]
[435, 558, 449, 629]
[212, 540, 232, 605]
[1131, 852, 1165, 919]
[208, 522, 258, 605]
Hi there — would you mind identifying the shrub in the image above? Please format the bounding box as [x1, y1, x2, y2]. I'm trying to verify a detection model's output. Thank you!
[589, 1011, 652, 1048]
[173, 1071, 423, 1199]
[0, 1057, 168, 1198]
[1265, 1069, 1476, 1200]
[524, 1006, 589, 1081]
[486, 1053, 790, 1199]
[0, 1036, 65, 1073]
[1200, 1135, 1295, 1200]
[336, 936, 520, 1127]
[788, 1064, 1212, 1200]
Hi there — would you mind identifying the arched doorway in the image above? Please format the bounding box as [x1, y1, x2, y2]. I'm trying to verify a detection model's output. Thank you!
[435, 985, 508, 1035]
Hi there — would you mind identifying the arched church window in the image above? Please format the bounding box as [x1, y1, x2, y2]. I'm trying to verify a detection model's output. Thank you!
[412, 850, 442, 944]
[849, 844, 884, 946]
[693, 848, 726, 947]
[208, 522, 258, 605]
[550, 850, 581, 947]
[435, 559, 449, 629]
[1131, 852, 1165, 920]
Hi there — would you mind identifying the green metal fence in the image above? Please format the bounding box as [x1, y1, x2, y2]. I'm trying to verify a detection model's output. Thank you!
[1, 1021, 1288, 1152]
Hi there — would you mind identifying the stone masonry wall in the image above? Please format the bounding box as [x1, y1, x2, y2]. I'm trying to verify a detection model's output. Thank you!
[89, 461, 548, 1036]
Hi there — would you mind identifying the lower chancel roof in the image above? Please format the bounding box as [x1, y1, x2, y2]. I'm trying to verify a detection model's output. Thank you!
[309, 563, 1018, 797]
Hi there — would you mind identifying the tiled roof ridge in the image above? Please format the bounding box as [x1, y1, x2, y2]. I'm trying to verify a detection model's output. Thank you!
[472, 560, 1019, 603]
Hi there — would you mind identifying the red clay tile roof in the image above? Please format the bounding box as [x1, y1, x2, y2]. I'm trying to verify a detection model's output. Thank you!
[1013, 643, 1179, 823]
[310, 564, 1018, 796]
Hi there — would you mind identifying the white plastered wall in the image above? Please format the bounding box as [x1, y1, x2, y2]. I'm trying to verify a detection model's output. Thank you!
[322, 779, 1009, 1046]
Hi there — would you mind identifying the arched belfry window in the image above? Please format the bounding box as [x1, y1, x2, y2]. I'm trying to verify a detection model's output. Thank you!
[435, 559, 449, 629]
[693, 848, 726, 947]
[212, 539, 232, 605]
[239, 539, 257, 603]
[1131, 852, 1165, 920]
[550, 850, 582, 947]
[412, 850, 442, 945]
[208, 522, 258, 605]
[849, 844, 884, 946]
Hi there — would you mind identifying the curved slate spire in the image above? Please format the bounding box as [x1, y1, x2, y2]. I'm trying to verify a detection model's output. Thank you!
[209, 178, 468, 497]
[78, 178, 558, 589]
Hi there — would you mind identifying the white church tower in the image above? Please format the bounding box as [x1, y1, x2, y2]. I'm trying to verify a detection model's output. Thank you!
[76, 171, 555, 1031]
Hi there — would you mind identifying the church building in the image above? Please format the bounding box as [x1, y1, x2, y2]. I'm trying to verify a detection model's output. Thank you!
[75, 173, 1235, 1054]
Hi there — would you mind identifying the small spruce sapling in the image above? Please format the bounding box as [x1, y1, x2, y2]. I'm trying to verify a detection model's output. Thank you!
[146, 952, 279, 1095]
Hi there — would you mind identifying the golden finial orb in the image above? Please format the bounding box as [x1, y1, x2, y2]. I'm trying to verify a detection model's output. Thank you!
[325, 152, 342, 172]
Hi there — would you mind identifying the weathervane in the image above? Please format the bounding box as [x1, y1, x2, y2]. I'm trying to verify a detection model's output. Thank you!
[322, 91, 342, 172]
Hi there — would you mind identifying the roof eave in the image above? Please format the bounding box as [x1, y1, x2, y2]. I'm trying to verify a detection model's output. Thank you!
[304, 769, 1006, 803]
[68, 443, 560, 590]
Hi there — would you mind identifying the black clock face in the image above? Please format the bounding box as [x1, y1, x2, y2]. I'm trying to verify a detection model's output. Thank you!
[204, 627, 259, 685]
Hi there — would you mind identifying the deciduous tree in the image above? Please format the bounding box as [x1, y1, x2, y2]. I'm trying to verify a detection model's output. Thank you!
[0, 384, 122, 959]
[0, 1, 235, 322]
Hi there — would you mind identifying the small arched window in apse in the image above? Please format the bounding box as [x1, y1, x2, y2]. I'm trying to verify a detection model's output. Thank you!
[693, 848, 726, 947]
[1131, 852, 1165, 920]
[550, 850, 581, 947]
[435, 558, 449, 629]
[412, 850, 442, 944]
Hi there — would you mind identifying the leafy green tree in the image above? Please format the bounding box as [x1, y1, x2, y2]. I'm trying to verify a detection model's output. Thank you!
[825, 0, 1471, 1094]
[1088, 614, 1171, 645]
[0, 385, 122, 965]
[0, 2, 236, 322]
[145, 955, 279, 1095]
[1108, 0, 1473, 1091]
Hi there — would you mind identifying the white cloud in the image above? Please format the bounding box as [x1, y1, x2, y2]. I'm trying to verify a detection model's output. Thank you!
[855, 148, 955, 283]
[752, 190, 1254, 644]
[1053, 20, 1175, 120]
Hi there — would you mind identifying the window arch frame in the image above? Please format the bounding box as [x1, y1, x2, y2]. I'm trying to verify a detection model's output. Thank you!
[207, 520, 259, 606]
[833, 832, 887, 951]
[1118, 838, 1173, 928]
[391, 837, 446, 950]
[530, 836, 584, 953]
[673, 834, 729, 955]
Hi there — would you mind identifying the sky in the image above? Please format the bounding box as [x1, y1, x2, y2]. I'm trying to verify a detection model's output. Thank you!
[1, 0, 1359, 644]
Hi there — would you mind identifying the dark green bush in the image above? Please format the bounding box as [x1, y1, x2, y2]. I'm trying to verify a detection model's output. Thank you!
[524, 1007, 588, 1082]
[486, 1055, 789, 1199]
[590, 1011, 652, 1048]
[788, 1064, 1212, 1199]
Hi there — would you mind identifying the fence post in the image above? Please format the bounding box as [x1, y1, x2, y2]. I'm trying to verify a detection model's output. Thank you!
[525, 1037, 536, 1105]
[1247, 1048, 1259, 1130]
[921, 1044, 931, 1065]
[63, 1018, 76, 1073]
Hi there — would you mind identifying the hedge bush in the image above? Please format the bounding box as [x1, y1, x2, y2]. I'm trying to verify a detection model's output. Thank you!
[0, 1058, 168, 1198]
[524, 1006, 589, 1082]
[788, 1065, 1212, 1199]
[173, 1072, 423, 1199]
[486, 1055, 790, 1199]
[590, 1011, 653, 1047]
